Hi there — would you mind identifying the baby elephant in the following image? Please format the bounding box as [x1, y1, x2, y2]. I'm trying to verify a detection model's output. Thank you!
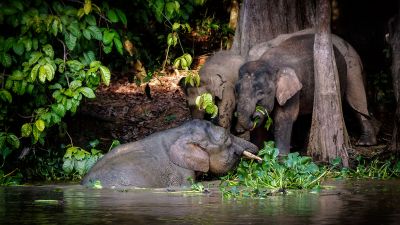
[180, 51, 245, 129]
[82, 119, 259, 189]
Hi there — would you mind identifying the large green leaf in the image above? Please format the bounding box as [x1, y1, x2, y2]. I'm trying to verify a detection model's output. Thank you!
[51, 19, 59, 36]
[78, 87, 96, 98]
[28, 52, 43, 66]
[84, 0, 92, 15]
[89, 60, 101, 69]
[52, 104, 66, 117]
[12, 41, 24, 55]
[21, 123, 32, 137]
[67, 21, 81, 38]
[62, 159, 74, 174]
[82, 29, 91, 40]
[113, 38, 123, 55]
[0, 89, 12, 103]
[30, 64, 40, 81]
[107, 9, 118, 23]
[0, 52, 12, 68]
[35, 119, 46, 132]
[44, 64, 55, 81]
[85, 15, 97, 26]
[9, 70, 24, 80]
[99, 65, 110, 86]
[87, 26, 102, 40]
[102, 30, 115, 45]
[69, 80, 82, 90]
[6, 134, 20, 149]
[65, 33, 77, 50]
[66, 60, 84, 72]
[39, 65, 47, 83]
[115, 9, 127, 25]
[42, 44, 54, 58]
[103, 44, 112, 54]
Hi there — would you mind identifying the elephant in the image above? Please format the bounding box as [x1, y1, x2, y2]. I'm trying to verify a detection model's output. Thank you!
[235, 33, 378, 155]
[180, 51, 245, 129]
[82, 119, 259, 189]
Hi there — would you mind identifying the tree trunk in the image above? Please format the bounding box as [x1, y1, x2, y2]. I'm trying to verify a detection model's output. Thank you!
[308, 0, 350, 166]
[226, 0, 240, 50]
[389, 3, 400, 151]
[231, 0, 316, 57]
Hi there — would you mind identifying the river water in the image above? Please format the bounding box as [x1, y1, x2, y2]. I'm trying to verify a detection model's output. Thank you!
[1, 179, 400, 225]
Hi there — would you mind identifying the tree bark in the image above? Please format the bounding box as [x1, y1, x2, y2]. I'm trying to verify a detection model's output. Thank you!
[231, 0, 316, 57]
[308, 0, 350, 166]
[389, 3, 400, 151]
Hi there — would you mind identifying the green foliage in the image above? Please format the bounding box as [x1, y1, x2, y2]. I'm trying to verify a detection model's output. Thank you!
[184, 70, 200, 87]
[87, 179, 103, 189]
[188, 177, 206, 192]
[330, 156, 400, 179]
[0, 0, 125, 172]
[254, 105, 273, 130]
[220, 141, 328, 199]
[0, 169, 23, 186]
[62, 139, 120, 180]
[195, 93, 218, 118]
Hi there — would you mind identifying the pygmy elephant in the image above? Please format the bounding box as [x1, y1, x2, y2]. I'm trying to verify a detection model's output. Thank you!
[181, 51, 245, 129]
[82, 119, 259, 189]
[235, 34, 378, 155]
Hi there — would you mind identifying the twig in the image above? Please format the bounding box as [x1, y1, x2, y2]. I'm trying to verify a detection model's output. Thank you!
[57, 38, 70, 87]
[2, 168, 18, 178]
[66, 130, 74, 146]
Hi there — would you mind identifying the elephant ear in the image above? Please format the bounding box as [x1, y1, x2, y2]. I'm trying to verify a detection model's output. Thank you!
[276, 67, 302, 106]
[168, 136, 210, 172]
[210, 73, 225, 99]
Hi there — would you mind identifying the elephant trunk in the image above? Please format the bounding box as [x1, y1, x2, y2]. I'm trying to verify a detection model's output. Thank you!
[231, 134, 259, 154]
[231, 134, 261, 162]
[235, 113, 255, 133]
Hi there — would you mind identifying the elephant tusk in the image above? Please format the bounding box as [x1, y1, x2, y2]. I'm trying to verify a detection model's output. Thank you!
[242, 150, 263, 162]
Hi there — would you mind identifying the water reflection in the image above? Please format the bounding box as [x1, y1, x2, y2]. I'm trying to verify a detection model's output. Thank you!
[1, 179, 400, 224]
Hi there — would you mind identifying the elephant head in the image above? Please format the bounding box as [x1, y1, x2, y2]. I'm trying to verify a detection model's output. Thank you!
[235, 61, 302, 133]
[180, 51, 245, 129]
[168, 119, 259, 174]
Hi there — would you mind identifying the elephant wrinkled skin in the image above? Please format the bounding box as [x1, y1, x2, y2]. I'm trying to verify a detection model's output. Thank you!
[235, 34, 378, 155]
[181, 51, 245, 129]
[82, 119, 259, 189]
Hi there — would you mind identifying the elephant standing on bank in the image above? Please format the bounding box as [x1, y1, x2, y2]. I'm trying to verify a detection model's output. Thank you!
[235, 34, 378, 155]
[82, 119, 259, 188]
[181, 51, 245, 129]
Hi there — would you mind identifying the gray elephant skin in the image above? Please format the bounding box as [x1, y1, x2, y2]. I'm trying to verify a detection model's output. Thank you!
[181, 51, 245, 129]
[82, 119, 258, 189]
[235, 33, 377, 155]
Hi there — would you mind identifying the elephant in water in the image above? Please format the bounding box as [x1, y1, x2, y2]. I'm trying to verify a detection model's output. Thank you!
[235, 34, 378, 155]
[82, 119, 259, 189]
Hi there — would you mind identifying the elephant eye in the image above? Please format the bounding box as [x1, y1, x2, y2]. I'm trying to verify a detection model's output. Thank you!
[256, 90, 264, 96]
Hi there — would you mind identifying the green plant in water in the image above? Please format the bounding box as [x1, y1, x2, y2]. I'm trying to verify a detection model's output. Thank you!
[220, 141, 328, 199]
[330, 156, 400, 179]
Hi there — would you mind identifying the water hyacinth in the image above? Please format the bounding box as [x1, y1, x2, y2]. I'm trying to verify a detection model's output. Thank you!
[220, 141, 328, 199]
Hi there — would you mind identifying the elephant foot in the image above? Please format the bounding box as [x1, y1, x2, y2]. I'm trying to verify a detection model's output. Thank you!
[356, 134, 377, 146]
[356, 115, 379, 146]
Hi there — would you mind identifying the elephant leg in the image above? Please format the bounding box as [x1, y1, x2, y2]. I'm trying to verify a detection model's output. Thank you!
[355, 113, 378, 146]
[273, 94, 300, 155]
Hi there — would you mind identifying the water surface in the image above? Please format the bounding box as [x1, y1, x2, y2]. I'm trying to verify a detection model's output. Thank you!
[1, 179, 400, 225]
